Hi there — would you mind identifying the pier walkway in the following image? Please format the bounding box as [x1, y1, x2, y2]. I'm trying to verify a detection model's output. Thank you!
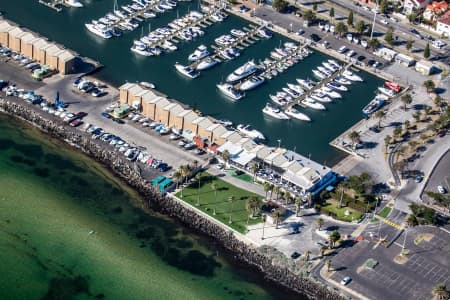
[284, 62, 352, 109]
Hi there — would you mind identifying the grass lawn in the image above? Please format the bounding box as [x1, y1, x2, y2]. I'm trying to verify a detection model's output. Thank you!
[322, 199, 363, 222]
[175, 172, 263, 234]
[227, 169, 254, 183]
[377, 206, 392, 218]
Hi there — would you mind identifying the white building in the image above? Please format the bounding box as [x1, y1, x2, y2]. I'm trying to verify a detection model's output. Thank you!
[436, 11, 450, 37]
[403, 0, 432, 14]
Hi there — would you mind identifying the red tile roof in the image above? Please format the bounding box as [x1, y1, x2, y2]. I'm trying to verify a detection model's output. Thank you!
[438, 10, 450, 25]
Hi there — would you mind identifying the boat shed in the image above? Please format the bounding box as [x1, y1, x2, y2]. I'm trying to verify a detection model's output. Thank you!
[208, 124, 228, 145]
[415, 59, 438, 75]
[57, 50, 76, 74]
[119, 83, 136, 104]
[196, 117, 214, 141]
[167, 103, 185, 129]
[395, 53, 415, 67]
[180, 111, 200, 135]
[0, 20, 15, 47]
[8, 27, 26, 52]
[153, 97, 171, 123]
[20, 32, 38, 58]
[45, 45, 65, 71]
[375, 47, 398, 61]
[32, 38, 52, 64]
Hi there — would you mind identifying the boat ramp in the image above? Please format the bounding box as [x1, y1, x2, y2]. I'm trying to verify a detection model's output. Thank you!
[283, 62, 352, 110]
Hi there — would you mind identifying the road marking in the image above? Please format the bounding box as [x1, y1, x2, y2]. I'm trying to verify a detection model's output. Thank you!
[383, 219, 403, 230]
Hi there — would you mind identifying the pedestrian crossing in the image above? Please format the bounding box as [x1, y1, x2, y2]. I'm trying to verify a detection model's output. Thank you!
[383, 219, 403, 230]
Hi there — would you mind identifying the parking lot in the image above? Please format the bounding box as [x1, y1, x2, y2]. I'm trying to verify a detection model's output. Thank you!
[329, 225, 450, 300]
[423, 150, 450, 201]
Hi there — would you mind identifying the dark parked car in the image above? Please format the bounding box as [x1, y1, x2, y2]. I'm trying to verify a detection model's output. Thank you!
[0, 80, 9, 89]
[112, 118, 124, 124]
[158, 163, 170, 172]
[291, 252, 301, 259]
[369, 126, 381, 133]
[101, 112, 111, 119]
[76, 111, 88, 118]
[310, 34, 321, 42]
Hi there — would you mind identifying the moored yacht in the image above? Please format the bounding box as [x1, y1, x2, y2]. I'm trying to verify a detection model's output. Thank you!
[317, 66, 333, 76]
[296, 78, 315, 90]
[311, 92, 333, 103]
[335, 76, 351, 85]
[327, 81, 348, 91]
[230, 29, 246, 37]
[342, 70, 363, 81]
[188, 45, 209, 61]
[319, 86, 341, 98]
[239, 76, 265, 91]
[257, 28, 272, 39]
[196, 57, 219, 70]
[285, 107, 311, 121]
[174, 63, 200, 78]
[287, 83, 305, 95]
[131, 42, 153, 56]
[226, 60, 258, 83]
[85, 23, 112, 39]
[378, 86, 395, 97]
[362, 95, 387, 115]
[237, 124, 265, 140]
[216, 83, 243, 101]
[302, 97, 326, 110]
[312, 69, 327, 80]
[262, 103, 290, 120]
[66, 0, 83, 7]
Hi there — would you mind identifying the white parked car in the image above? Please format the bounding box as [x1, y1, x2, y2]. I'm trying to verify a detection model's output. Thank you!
[380, 19, 389, 25]
[361, 39, 368, 48]
[338, 45, 347, 53]
[347, 50, 356, 57]
[390, 17, 398, 22]
[341, 276, 352, 285]
[346, 33, 353, 42]
[437, 185, 446, 194]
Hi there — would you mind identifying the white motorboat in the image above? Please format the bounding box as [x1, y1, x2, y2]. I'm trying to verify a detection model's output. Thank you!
[287, 83, 305, 95]
[161, 40, 177, 51]
[362, 95, 386, 115]
[85, 23, 112, 39]
[188, 44, 209, 61]
[311, 92, 333, 103]
[378, 87, 395, 97]
[237, 124, 265, 140]
[226, 60, 258, 83]
[328, 59, 342, 69]
[317, 66, 333, 76]
[231, 29, 246, 37]
[319, 86, 341, 98]
[175, 63, 200, 79]
[322, 62, 339, 72]
[216, 83, 243, 101]
[196, 57, 219, 70]
[240, 76, 265, 91]
[282, 87, 300, 98]
[66, 0, 83, 7]
[342, 70, 363, 81]
[257, 28, 272, 39]
[269, 94, 287, 106]
[312, 69, 327, 80]
[140, 81, 156, 89]
[114, 9, 128, 19]
[327, 81, 348, 92]
[131, 43, 153, 56]
[262, 103, 290, 120]
[296, 78, 315, 90]
[302, 97, 326, 110]
[285, 107, 311, 121]
[335, 76, 351, 85]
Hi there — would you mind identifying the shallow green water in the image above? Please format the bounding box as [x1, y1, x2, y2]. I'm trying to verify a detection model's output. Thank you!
[0, 114, 301, 300]
[2, 0, 383, 165]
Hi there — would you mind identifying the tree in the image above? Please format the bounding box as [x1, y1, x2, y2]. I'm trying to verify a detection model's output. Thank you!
[173, 170, 182, 189]
[269, 183, 274, 199]
[406, 39, 414, 51]
[295, 196, 302, 217]
[272, 209, 282, 229]
[349, 131, 360, 145]
[355, 20, 365, 35]
[195, 172, 202, 206]
[320, 245, 327, 257]
[250, 162, 259, 182]
[335, 21, 348, 37]
[329, 7, 334, 18]
[384, 135, 392, 154]
[272, 0, 288, 12]
[347, 11, 353, 26]
[304, 250, 311, 261]
[313, 2, 317, 11]
[393, 125, 402, 140]
[368, 38, 380, 51]
[434, 95, 442, 109]
[328, 230, 341, 248]
[404, 120, 410, 130]
[228, 195, 236, 224]
[424, 105, 432, 117]
[424, 43, 430, 59]
[413, 110, 422, 122]
[221, 150, 230, 166]
[273, 185, 281, 200]
[408, 12, 417, 23]
[433, 283, 449, 300]
[423, 80, 435, 93]
[406, 214, 418, 227]
[210, 182, 217, 215]
[326, 259, 331, 272]
[303, 10, 316, 23]
[317, 217, 324, 230]
[379, 0, 388, 14]
[401, 94, 413, 111]
[375, 110, 385, 128]
[284, 191, 291, 206]
[263, 182, 271, 201]
[384, 26, 394, 45]
[246, 196, 261, 219]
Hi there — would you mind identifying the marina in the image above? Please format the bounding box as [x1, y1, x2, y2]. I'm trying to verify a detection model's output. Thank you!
[3, 0, 384, 165]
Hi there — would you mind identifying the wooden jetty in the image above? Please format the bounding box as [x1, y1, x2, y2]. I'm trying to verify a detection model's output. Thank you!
[284, 62, 352, 109]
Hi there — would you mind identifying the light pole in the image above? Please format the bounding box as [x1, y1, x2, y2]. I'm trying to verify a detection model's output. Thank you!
[402, 227, 408, 250]
[277, 139, 281, 149]
[370, 0, 379, 40]
[261, 214, 266, 240]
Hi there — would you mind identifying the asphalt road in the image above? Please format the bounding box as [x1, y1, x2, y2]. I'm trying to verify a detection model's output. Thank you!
[422, 149, 450, 203]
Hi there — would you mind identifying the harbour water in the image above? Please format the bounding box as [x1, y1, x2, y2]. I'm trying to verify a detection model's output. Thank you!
[1, 0, 383, 165]
[0, 114, 302, 299]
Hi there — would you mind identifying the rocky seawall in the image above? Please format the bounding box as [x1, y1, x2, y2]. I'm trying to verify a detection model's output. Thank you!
[0, 98, 347, 300]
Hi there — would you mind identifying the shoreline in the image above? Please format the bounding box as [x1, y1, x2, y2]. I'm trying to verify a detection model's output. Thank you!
[0, 97, 346, 300]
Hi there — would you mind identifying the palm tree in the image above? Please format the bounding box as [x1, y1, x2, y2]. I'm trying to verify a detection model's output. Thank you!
[368, 38, 380, 51]
[263, 182, 271, 201]
[328, 230, 341, 248]
[424, 105, 432, 117]
[348, 131, 360, 146]
[273, 185, 281, 200]
[374, 110, 385, 128]
[307, 193, 313, 208]
[261, 214, 267, 240]
[401, 94, 412, 111]
[272, 209, 282, 229]
[228, 195, 235, 224]
[434, 95, 442, 109]
[326, 259, 331, 272]
[317, 217, 324, 230]
[355, 20, 365, 35]
[384, 135, 392, 154]
[210, 182, 217, 215]
[305, 250, 311, 261]
[173, 170, 181, 189]
[423, 80, 435, 93]
[179, 165, 187, 198]
[283, 191, 291, 206]
[247, 196, 261, 218]
[295, 197, 302, 217]
[320, 245, 327, 257]
[393, 125, 402, 140]
[335, 21, 348, 37]
[221, 149, 231, 167]
[269, 183, 274, 200]
[404, 120, 410, 130]
[195, 172, 202, 206]
[433, 283, 449, 300]
[250, 162, 259, 182]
